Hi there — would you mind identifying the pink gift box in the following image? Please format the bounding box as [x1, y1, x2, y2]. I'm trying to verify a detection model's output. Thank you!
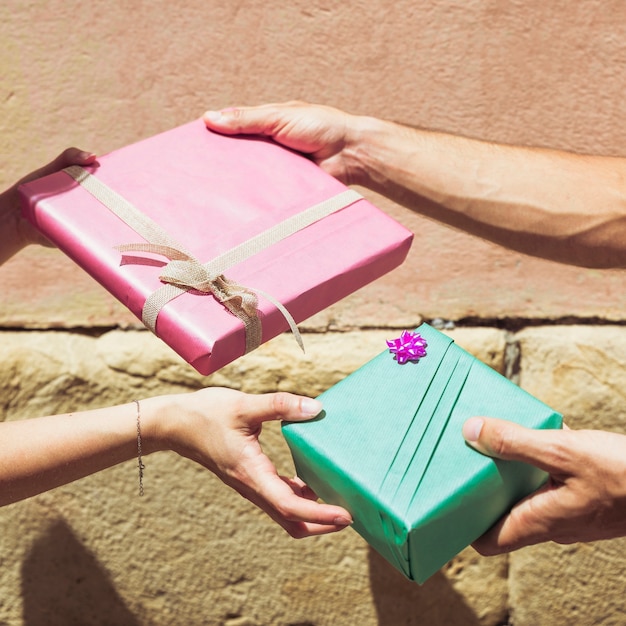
[19, 119, 413, 375]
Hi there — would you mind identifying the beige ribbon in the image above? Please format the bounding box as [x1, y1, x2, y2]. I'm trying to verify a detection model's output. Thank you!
[63, 165, 362, 353]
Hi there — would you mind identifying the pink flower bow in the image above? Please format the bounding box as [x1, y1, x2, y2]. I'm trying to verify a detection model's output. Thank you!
[387, 330, 428, 364]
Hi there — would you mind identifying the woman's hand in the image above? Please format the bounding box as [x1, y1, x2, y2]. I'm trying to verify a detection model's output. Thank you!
[144, 388, 353, 538]
[0, 147, 96, 262]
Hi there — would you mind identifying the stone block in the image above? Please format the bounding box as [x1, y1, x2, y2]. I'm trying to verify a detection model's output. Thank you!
[509, 326, 626, 625]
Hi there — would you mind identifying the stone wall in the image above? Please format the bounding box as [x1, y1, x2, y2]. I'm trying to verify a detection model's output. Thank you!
[1, 328, 625, 625]
[2, 1, 626, 624]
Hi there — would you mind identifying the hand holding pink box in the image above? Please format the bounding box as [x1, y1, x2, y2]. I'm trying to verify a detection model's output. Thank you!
[19, 120, 413, 374]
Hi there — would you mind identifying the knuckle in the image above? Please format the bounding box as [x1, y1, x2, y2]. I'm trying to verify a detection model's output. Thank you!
[229, 112, 246, 133]
[285, 526, 307, 539]
[229, 107, 245, 122]
[228, 395, 248, 422]
[222, 108, 250, 133]
[543, 439, 568, 466]
[60, 147, 77, 162]
[272, 498, 294, 520]
[541, 430, 577, 471]
[271, 392, 294, 416]
[488, 424, 516, 457]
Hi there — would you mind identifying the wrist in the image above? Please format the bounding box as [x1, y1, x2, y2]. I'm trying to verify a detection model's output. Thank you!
[0, 184, 53, 264]
[134, 395, 176, 455]
[346, 116, 408, 190]
[0, 186, 26, 258]
[137, 393, 208, 458]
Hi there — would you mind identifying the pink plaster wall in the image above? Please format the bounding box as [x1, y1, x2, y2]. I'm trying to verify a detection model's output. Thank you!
[2, 0, 626, 328]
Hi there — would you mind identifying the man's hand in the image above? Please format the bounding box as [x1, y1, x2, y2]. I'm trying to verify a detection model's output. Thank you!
[463, 416, 626, 553]
[204, 101, 367, 186]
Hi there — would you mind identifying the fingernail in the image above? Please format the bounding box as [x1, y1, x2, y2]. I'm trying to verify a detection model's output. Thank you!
[300, 398, 323, 417]
[203, 110, 222, 122]
[334, 516, 353, 526]
[462, 417, 484, 443]
[79, 151, 96, 161]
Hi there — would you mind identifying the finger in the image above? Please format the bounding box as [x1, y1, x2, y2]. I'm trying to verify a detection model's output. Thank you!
[462, 416, 570, 475]
[203, 103, 289, 136]
[283, 475, 321, 502]
[19, 148, 97, 187]
[471, 482, 560, 555]
[239, 471, 353, 538]
[236, 391, 323, 428]
[284, 519, 352, 538]
[53, 147, 97, 168]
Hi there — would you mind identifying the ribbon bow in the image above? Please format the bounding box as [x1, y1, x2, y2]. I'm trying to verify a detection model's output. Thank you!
[115, 241, 302, 353]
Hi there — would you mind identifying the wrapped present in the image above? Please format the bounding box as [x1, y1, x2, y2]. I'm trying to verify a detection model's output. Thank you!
[19, 120, 413, 375]
[282, 323, 562, 584]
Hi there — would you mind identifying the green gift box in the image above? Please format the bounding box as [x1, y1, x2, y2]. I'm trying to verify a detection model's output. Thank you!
[282, 324, 562, 584]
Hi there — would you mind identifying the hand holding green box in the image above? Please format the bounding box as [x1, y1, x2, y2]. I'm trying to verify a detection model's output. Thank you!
[282, 324, 562, 584]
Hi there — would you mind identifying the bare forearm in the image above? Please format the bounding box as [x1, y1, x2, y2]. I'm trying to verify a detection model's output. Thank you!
[352, 118, 626, 268]
[0, 401, 160, 505]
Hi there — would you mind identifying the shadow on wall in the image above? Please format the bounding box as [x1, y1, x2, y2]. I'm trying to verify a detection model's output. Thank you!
[21, 520, 141, 626]
[368, 549, 483, 626]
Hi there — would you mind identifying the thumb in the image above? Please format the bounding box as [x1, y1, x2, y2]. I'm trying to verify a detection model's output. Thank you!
[52, 147, 97, 169]
[19, 147, 97, 187]
[203, 106, 275, 136]
[462, 416, 563, 474]
[237, 391, 323, 428]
